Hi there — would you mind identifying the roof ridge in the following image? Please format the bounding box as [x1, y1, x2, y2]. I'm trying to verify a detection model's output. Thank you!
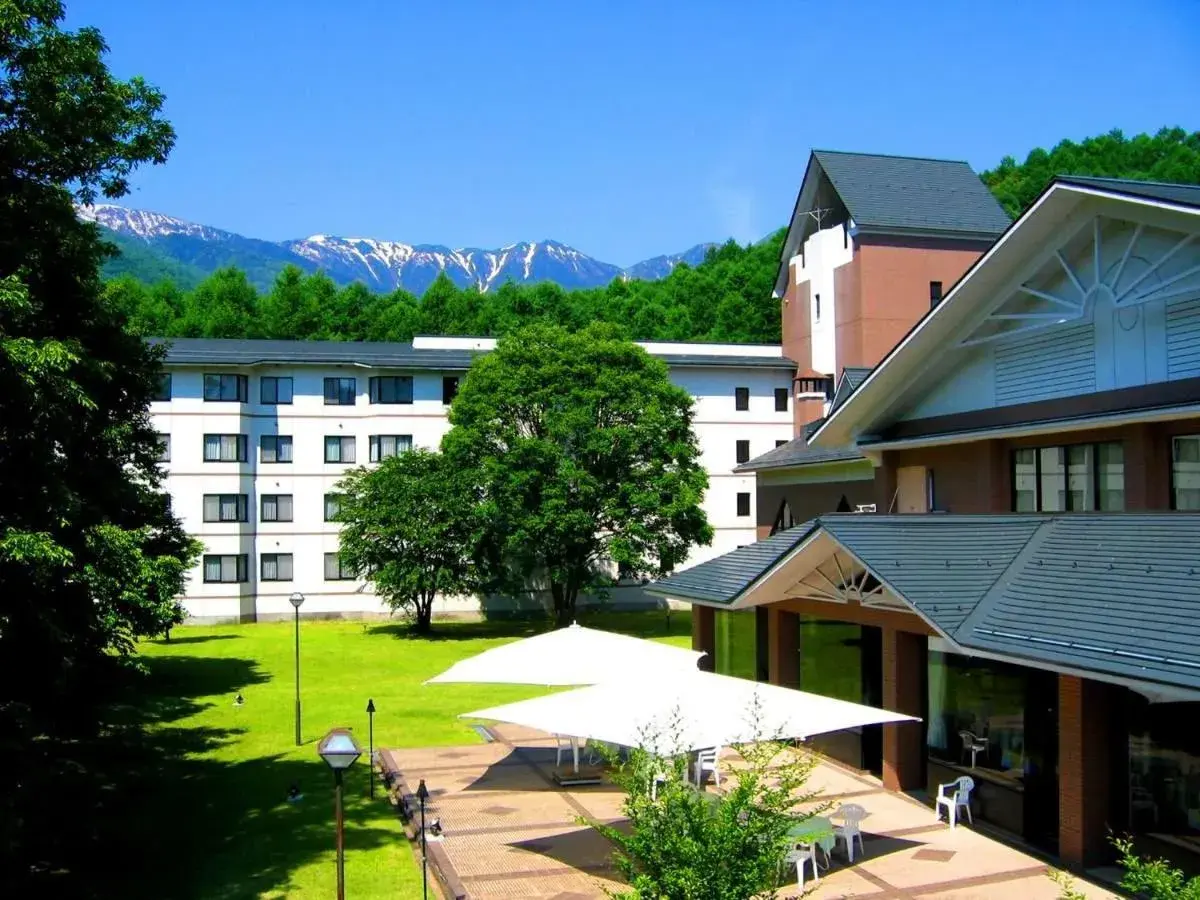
[813, 148, 974, 166]
[951, 518, 1056, 642]
[1056, 174, 1200, 189]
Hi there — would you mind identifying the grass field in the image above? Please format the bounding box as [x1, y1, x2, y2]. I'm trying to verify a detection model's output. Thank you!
[106, 610, 689, 899]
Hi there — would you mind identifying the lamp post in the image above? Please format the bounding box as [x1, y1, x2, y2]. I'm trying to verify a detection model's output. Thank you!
[289, 591, 304, 745]
[318, 727, 362, 900]
[416, 779, 430, 900]
[365, 698, 376, 799]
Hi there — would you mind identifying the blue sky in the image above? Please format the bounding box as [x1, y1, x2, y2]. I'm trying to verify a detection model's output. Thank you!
[68, 0, 1199, 266]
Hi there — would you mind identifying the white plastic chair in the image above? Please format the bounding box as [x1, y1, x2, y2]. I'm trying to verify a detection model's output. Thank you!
[832, 803, 868, 861]
[783, 841, 820, 890]
[693, 747, 721, 788]
[553, 734, 580, 771]
[958, 730, 989, 768]
[935, 775, 974, 828]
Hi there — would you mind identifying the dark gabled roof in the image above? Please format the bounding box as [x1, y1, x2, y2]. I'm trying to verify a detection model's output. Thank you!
[1054, 175, 1200, 209]
[645, 523, 815, 605]
[734, 433, 865, 473]
[649, 513, 1200, 691]
[153, 338, 798, 371]
[812, 150, 1011, 238]
[830, 366, 872, 414]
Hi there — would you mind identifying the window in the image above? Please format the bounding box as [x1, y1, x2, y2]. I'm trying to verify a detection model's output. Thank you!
[370, 434, 412, 462]
[775, 439, 788, 448]
[324, 493, 342, 522]
[442, 376, 460, 406]
[368, 375, 412, 405]
[1012, 442, 1124, 511]
[153, 373, 172, 401]
[203, 494, 248, 523]
[260, 435, 293, 464]
[156, 433, 170, 462]
[261, 553, 293, 582]
[324, 435, 356, 463]
[734, 387, 749, 411]
[774, 387, 789, 412]
[735, 440, 750, 464]
[797, 375, 834, 399]
[324, 552, 355, 581]
[203, 433, 247, 462]
[1171, 436, 1200, 510]
[323, 377, 357, 406]
[260, 494, 293, 522]
[260, 376, 293, 405]
[203, 373, 247, 402]
[736, 492, 751, 517]
[814, 293, 821, 321]
[202, 554, 248, 583]
[930, 281, 944, 308]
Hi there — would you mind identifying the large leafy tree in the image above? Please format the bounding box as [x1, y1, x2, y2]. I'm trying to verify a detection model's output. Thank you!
[0, 0, 196, 879]
[335, 450, 478, 633]
[444, 322, 712, 626]
[983, 127, 1200, 218]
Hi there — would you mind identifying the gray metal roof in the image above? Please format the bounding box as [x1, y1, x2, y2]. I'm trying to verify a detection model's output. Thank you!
[154, 338, 797, 371]
[649, 513, 1200, 691]
[734, 433, 865, 473]
[830, 366, 872, 413]
[645, 523, 815, 605]
[812, 150, 1011, 238]
[1056, 175, 1200, 209]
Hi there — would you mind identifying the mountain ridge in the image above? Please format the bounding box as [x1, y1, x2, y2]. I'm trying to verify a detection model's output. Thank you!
[81, 204, 716, 294]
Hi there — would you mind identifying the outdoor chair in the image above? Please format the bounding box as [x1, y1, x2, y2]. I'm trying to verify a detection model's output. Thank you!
[693, 746, 721, 788]
[553, 734, 579, 770]
[958, 730, 988, 768]
[831, 802, 868, 862]
[782, 840, 820, 890]
[935, 775, 974, 829]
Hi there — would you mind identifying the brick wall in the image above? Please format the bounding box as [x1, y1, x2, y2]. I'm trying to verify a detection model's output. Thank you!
[1059, 675, 1115, 867]
[881, 627, 926, 791]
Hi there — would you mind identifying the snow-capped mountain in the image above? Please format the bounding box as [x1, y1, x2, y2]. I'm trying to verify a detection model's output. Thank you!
[79, 204, 716, 294]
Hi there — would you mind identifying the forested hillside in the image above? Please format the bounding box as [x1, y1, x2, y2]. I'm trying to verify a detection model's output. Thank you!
[108, 127, 1200, 344]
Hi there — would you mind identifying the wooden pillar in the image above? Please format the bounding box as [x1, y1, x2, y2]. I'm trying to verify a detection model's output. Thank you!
[1059, 675, 1114, 867]
[881, 628, 925, 792]
[692, 605, 715, 672]
[767, 607, 799, 688]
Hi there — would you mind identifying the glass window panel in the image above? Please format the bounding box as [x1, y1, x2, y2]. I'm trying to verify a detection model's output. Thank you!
[277, 495, 293, 521]
[927, 650, 1028, 776]
[153, 374, 172, 401]
[261, 554, 278, 581]
[324, 494, 341, 521]
[278, 554, 293, 580]
[1097, 442, 1125, 511]
[220, 556, 236, 581]
[1039, 446, 1066, 511]
[203, 556, 222, 582]
[714, 610, 756, 680]
[735, 387, 749, 411]
[1013, 449, 1037, 511]
[156, 434, 170, 462]
[1173, 437, 1200, 510]
[276, 436, 293, 462]
[204, 434, 221, 461]
[799, 619, 863, 704]
[203, 495, 219, 521]
[1066, 444, 1094, 511]
[1128, 697, 1200, 842]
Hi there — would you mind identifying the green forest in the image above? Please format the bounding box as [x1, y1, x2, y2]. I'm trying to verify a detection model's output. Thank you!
[106, 127, 1200, 345]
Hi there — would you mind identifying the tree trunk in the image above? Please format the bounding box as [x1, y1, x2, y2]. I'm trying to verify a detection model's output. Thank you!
[550, 581, 572, 629]
[413, 595, 434, 634]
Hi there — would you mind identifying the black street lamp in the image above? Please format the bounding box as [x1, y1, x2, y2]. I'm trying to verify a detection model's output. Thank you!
[318, 727, 362, 900]
[289, 591, 304, 745]
[416, 779, 430, 900]
[365, 698, 376, 799]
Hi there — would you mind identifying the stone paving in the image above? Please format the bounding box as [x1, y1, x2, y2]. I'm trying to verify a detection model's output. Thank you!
[382, 725, 1120, 899]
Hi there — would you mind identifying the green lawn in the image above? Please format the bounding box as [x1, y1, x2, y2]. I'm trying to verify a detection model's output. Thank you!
[105, 610, 689, 899]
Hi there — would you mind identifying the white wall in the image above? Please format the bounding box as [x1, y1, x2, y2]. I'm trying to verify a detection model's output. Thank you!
[154, 351, 793, 622]
[791, 221, 854, 376]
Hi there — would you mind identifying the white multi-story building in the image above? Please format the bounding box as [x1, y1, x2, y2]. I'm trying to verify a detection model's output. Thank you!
[151, 336, 796, 622]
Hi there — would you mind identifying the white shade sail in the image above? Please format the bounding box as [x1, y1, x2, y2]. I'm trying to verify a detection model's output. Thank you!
[463, 669, 919, 753]
[425, 623, 706, 687]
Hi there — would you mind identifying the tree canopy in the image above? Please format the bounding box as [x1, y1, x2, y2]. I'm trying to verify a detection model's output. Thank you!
[0, 0, 196, 886]
[982, 127, 1200, 218]
[442, 322, 713, 626]
[335, 449, 479, 633]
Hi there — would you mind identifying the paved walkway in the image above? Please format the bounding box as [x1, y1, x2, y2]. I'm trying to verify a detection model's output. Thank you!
[382, 725, 1119, 899]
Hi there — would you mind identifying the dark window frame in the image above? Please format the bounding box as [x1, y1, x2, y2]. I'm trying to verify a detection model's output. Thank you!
[736, 492, 751, 517]
[735, 439, 751, 464]
[153, 373, 172, 402]
[259, 434, 293, 464]
[260, 494, 294, 523]
[814, 293, 821, 321]
[324, 493, 342, 522]
[369, 434, 412, 462]
[202, 493, 249, 523]
[202, 433, 248, 463]
[156, 433, 171, 462]
[368, 375, 413, 405]
[323, 377, 357, 406]
[1010, 441, 1124, 512]
[260, 376, 294, 405]
[442, 375, 460, 406]
[324, 435, 356, 464]
[260, 553, 293, 582]
[930, 280, 944, 308]
[734, 387, 750, 411]
[324, 552, 355, 581]
[203, 373, 248, 402]
[774, 387, 789, 412]
[1170, 434, 1200, 510]
[202, 553, 248, 583]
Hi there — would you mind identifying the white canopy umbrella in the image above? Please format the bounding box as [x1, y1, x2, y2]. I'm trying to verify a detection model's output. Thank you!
[463, 668, 919, 760]
[425, 623, 705, 687]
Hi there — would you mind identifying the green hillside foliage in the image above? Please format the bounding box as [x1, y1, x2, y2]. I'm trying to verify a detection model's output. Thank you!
[982, 126, 1200, 218]
[101, 229, 207, 289]
[106, 231, 788, 343]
